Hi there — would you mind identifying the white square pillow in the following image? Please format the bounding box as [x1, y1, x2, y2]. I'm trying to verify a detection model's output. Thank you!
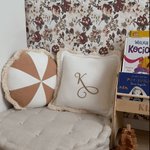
[48, 49, 121, 116]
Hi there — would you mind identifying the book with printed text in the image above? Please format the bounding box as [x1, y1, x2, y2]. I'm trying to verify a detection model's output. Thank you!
[122, 37, 149, 74]
[117, 72, 149, 102]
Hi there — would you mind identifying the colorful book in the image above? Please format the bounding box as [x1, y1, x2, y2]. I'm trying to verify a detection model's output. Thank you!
[129, 31, 149, 37]
[117, 72, 149, 102]
[122, 37, 149, 74]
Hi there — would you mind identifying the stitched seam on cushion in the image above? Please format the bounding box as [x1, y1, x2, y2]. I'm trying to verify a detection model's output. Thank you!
[20, 108, 44, 123]
[0, 111, 13, 123]
[74, 137, 110, 150]
[73, 137, 110, 150]
[71, 121, 106, 150]
[73, 126, 111, 150]
[3, 141, 34, 150]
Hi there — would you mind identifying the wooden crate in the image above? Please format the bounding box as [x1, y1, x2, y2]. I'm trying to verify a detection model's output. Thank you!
[116, 99, 149, 115]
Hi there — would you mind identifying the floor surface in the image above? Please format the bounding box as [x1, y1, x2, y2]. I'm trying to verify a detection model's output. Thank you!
[114, 129, 149, 150]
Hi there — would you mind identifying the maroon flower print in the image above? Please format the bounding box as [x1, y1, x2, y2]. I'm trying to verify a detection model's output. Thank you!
[52, 45, 60, 54]
[70, 28, 74, 34]
[76, 33, 87, 44]
[106, 40, 110, 48]
[122, 29, 127, 35]
[114, 14, 119, 19]
[136, 15, 148, 27]
[69, 6, 78, 13]
[114, 0, 125, 12]
[35, 16, 44, 26]
[31, 31, 41, 42]
[96, 5, 101, 10]
[61, 0, 71, 13]
[109, 33, 115, 40]
[99, 47, 108, 55]
[52, 5, 60, 17]
[81, 16, 91, 26]
[103, 4, 112, 17]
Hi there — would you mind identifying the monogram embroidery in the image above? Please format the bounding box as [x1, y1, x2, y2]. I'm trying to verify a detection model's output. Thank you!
[75, 72, 99, 98]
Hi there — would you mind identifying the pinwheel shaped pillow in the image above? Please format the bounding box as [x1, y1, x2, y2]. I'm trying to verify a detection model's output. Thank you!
[2, 48, 57, 109]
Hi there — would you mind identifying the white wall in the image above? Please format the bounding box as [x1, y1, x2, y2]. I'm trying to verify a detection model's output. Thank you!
[0, 0, 27, 113]
[123, 118, 149, 131]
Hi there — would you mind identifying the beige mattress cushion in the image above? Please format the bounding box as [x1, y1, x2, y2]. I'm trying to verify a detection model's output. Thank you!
[0, 107, 111, 150]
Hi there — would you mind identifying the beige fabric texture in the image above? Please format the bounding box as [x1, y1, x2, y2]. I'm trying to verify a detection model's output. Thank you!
[2, 48, 56, 110]
[0, 107, 111, 150]
[48, 49, 121, 117]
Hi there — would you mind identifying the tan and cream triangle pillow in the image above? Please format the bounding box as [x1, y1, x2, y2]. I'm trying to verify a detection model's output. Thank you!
[2, 48, 57, 109]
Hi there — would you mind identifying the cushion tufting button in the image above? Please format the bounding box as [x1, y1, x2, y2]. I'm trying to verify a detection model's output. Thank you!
[69, 130, 73, 134]
[20, 122, 23, 125]
[78, 117, 82, 121]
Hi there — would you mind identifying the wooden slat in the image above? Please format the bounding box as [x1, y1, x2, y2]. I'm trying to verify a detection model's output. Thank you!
[116, 99, 149, 115]
[117, 93, 150, 99]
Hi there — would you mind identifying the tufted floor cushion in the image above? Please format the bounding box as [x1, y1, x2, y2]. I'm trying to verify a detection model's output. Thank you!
[0, 107, 111, 150]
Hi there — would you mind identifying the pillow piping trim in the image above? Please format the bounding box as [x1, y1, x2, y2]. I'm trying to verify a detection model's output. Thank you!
[48, 49, 121, 115]
[2, 47, 55, 110]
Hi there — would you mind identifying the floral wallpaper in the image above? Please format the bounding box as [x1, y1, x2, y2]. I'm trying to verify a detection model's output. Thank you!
[25, 0, 149, 55]
[25, 0, 149, 121]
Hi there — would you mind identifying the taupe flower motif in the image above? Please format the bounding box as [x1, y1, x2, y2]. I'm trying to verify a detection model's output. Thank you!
[59, 43, 65, 48]
[44, 44, 50, 51]
[69, 6, 78, 13]
[90, 46, 97, 52]
[89, 29, 100, 42]
[144, 7, 149, 15]
[58, 20, 66, 30]
[39, 8, 44, 14]
[54, 25, 60, 35]
[108, 20, 118, 31]
[69, 22, 74, 27]
[122, 5, 133, 13]
[25, 7, 31, 13]
[109, 44, 114, 50]
[43, 28, 52, 40]
[103, 25, 110, 36]
[121, 22, 127, 27]
[87, 8, 93, 14]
